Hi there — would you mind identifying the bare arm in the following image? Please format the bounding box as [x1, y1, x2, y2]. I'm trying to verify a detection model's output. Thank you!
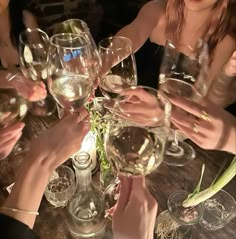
[0, 110, 90, 229]
[115, 0, 165, 52]
[206, 35, 236, 107]
[23, 10, 38, 29]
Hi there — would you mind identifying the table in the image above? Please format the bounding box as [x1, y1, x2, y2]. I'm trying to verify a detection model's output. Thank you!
[0, 114, 235, 239]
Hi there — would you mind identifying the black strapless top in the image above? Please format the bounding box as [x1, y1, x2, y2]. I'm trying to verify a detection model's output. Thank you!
[135, 39, 165, 89]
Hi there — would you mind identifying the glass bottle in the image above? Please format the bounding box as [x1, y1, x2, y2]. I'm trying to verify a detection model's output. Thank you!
[66, 152, 106, 238]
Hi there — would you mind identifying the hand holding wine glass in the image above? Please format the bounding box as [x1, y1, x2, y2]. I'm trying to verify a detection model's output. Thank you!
[105, 86, 171, 176]
[158, 39, 209, 166]
[19, 28, 56, 116]
[169, 95, 236, 153]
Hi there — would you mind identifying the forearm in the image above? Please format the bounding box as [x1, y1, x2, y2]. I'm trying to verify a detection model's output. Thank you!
[0, 157, 51, 229]
[224, 123, 236, 154]
[207, 73, 236, 107]
[116, 24, 146, 53]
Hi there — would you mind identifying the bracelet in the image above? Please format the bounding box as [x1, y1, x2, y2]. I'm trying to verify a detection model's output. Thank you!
[0, 206, 39, 216]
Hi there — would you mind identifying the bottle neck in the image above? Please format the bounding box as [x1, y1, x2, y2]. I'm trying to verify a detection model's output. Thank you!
[76, 167, 92, 189]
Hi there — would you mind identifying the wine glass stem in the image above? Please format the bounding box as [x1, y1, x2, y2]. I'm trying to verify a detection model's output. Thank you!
[167, 130, 184, 157]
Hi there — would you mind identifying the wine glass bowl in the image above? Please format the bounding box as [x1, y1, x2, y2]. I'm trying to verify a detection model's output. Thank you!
[19, 28, 49, 83]
[48, 33, 95, 112]
[18, 28, 57, 117]
[167, 191, 204, 226]
[105, 86, 171, 177]
[98, 36, 137, 99]
[158, 39, 209, 166]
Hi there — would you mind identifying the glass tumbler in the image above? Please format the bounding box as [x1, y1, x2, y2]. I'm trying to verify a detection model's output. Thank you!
[44, 165, 76, 208]
[200, 190, 236, 231]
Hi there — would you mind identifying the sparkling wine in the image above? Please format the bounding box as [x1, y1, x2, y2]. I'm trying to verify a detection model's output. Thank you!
[159, 77, 203, 102]
[0, 88, 28, 128]
[49, 75, 93, 112]
[106, 126, 164, 176]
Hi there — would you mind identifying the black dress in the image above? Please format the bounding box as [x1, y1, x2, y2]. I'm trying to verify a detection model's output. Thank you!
[0, 214, 38, 239]
[135, 39, 165, 89]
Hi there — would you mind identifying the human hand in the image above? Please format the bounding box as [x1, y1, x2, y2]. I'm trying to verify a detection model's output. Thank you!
[112, 175, 158, 239]
[0, 122, 25, 160]
[224, 51, 236, 77]
[169, 95, 236, 153]
[106, 87, 166, 126]
[9, 73, 47, 101]
[25, 107, 90, 172]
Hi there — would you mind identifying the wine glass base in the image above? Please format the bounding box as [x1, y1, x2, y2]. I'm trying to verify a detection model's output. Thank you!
[28, 95, 56, 117]
[164, 140, 196, 167]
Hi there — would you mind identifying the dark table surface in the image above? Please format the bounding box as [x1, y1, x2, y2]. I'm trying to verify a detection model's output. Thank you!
[0, 113, 235, 239]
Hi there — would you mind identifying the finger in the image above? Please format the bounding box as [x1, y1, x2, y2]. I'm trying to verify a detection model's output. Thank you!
[0, 132, 22, 160]
[172, 119, 204, 145]
[169, 95, 208, 118]
[78, 107, 89, 122]
[0, 123, 25, 136]
[115, 174, 132, 211]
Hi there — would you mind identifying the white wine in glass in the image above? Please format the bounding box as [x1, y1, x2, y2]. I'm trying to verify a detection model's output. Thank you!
[48, 33, 96, 112]
[105, 86, 171, 176]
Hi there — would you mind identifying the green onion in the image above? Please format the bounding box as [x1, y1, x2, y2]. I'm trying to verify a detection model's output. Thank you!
[183, 156, 236, 208]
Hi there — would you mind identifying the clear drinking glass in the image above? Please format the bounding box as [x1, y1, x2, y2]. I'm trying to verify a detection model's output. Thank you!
[48, 33, 97, 113]
[158, 40, 209, 166]
[200, 190, 236, 230]
[98, 36, 137, 99]
[103, 86, 171, 218]
[168, 191, 204, 226]
[105, 86, 171, 176]
[44, 165, 76, 208]
[19, 28, 56, 116]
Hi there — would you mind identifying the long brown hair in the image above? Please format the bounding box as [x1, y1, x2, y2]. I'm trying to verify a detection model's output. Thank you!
[165, 0, 232, 60]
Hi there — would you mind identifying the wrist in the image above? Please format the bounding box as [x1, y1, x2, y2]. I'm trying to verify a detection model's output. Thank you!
[224, 124, 236, 154]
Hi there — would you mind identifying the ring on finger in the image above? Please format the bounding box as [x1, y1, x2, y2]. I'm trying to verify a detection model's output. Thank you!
[192, 121, 200, 133]
[200, 110, 211, 122]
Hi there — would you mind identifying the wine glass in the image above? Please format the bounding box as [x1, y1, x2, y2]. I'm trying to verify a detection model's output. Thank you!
[50, 19, 101, 81]
[19, 28, 57, 117]
[0, 88, 28, 156]
[103, 86, 171, 216]
[49, 19, 101, 118]
[48, 33, 96, 113]
[98, 36, 137, 99]
[158, 40, 209, 166]
[105, 86, 171, 176]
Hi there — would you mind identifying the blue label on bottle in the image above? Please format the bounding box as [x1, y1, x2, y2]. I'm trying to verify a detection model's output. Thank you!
[63, 49, 81, 62]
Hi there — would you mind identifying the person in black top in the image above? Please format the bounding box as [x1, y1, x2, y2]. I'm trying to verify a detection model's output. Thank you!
[0, 107, 90, 239]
